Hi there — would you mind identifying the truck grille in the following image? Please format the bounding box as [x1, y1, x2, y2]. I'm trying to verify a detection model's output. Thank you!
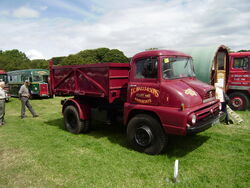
[194, 103, 220, 124]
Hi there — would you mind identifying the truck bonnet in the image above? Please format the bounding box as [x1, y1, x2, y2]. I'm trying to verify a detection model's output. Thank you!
[181, 78, 215, 102]
[161, 78, 215, 108]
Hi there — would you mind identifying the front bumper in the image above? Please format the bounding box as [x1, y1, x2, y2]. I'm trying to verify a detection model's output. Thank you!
[186, 111, 224, 134]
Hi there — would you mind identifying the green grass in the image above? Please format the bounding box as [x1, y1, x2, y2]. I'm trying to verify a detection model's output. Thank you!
[0, 97, 249, 187]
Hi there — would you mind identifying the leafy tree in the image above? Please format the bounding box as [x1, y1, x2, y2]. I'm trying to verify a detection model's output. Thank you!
[61, 54, 85, 65]
[102, 49, 129, 63]
[51, 56, 66, 65]
[30, 59, 49, 69]
[77, 49, 99, 64]
[0, 55, 9, 70]
[0, 48, 129, 70]
[0, 49, 30, 71]
[96, 48, 110, 61]
[59, 48, 129, 65]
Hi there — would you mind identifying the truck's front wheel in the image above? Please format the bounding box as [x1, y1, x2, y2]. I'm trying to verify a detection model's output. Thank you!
[127, 114, 167, 155]
[229, 92, 249, 111]
[64, 105, 90, 134]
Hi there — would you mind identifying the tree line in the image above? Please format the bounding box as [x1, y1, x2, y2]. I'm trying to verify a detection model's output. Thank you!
[1, 47, 249, 72]
[0, 48, 129, 72]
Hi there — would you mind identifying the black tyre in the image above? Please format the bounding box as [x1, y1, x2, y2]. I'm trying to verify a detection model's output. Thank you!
[228, 92, 249, 111]
[127, 114, 167, 155]
[63, 105, 90, 134]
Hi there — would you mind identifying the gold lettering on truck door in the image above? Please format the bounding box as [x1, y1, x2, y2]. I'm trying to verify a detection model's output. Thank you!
[130, 87, 159, 104]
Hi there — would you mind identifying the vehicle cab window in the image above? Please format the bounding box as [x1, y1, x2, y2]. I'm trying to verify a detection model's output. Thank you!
[233, 57, 249, 70]
[135, 57, 158, 79]
[162, 57, 195, 79]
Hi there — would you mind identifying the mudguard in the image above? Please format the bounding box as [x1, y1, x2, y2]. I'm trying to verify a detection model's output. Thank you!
[62, 98, 90, 120]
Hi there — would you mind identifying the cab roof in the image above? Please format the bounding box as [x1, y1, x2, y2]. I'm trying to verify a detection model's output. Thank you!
[132, 50, 191, 60]
[230, 52, 250, 57]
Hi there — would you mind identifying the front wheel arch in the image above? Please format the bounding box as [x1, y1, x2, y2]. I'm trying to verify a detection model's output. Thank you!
[126, 109, 162, 126]
[63, 105, 90, 134]
[62, 98, 89, 120]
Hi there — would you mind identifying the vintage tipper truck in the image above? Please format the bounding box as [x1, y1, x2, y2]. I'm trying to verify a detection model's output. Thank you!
[49, 50, 220, 155]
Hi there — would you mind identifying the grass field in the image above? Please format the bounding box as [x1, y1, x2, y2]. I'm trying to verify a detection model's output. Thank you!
[0, 97, 249, 188]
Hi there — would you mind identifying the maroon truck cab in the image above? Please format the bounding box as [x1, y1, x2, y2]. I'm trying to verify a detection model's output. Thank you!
[50, 50, 220, 155]
[227, 52, 250, 110]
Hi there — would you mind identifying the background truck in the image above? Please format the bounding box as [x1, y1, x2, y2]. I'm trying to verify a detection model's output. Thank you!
[50, 50, 220, 155]
[227, 52, 250, 110]
[180, 45, 250, 110]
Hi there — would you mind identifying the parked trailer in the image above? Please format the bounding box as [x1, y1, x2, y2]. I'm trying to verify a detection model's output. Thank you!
[50, 50, 221, 155]
[180, 45, 250, 110]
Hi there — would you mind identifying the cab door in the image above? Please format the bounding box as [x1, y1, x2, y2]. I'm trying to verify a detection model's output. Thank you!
[229, 56, 250, 88]
[128, 57, 160, 105]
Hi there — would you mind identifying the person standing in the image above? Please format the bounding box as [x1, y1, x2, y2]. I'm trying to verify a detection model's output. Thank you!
[0, 81, 6, 126]
[215, 83, 229, 124]
[18, 80, 38, 119]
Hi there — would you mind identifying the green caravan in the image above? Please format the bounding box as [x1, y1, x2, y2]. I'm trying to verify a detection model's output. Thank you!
[7, 69, 50, 97]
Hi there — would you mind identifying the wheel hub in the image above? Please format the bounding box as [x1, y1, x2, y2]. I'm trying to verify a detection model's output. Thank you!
[232, 97, 243, 108]
[135, 126, 153, 147]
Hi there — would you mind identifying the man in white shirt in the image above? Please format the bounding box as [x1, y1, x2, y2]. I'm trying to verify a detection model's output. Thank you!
[0, 81, 6, 126]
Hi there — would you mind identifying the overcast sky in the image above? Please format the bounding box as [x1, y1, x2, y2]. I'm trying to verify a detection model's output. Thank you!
[0, 0, 249, 60]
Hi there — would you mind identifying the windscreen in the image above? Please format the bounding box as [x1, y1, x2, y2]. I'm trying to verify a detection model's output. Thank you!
[162, 57, 195, 79]
[32, 71, 49, 82]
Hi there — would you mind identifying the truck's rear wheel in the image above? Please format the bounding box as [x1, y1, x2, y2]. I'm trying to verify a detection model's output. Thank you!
[64, 105, 90, 134]
[127, 114, 167, 155]
[229, 92, 249, 111]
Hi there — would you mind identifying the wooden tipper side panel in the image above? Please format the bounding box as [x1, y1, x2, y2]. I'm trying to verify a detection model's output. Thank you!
[51, 63, 129, 103]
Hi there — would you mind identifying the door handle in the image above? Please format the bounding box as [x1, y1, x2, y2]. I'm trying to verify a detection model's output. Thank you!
[129, 84, 137, 87]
